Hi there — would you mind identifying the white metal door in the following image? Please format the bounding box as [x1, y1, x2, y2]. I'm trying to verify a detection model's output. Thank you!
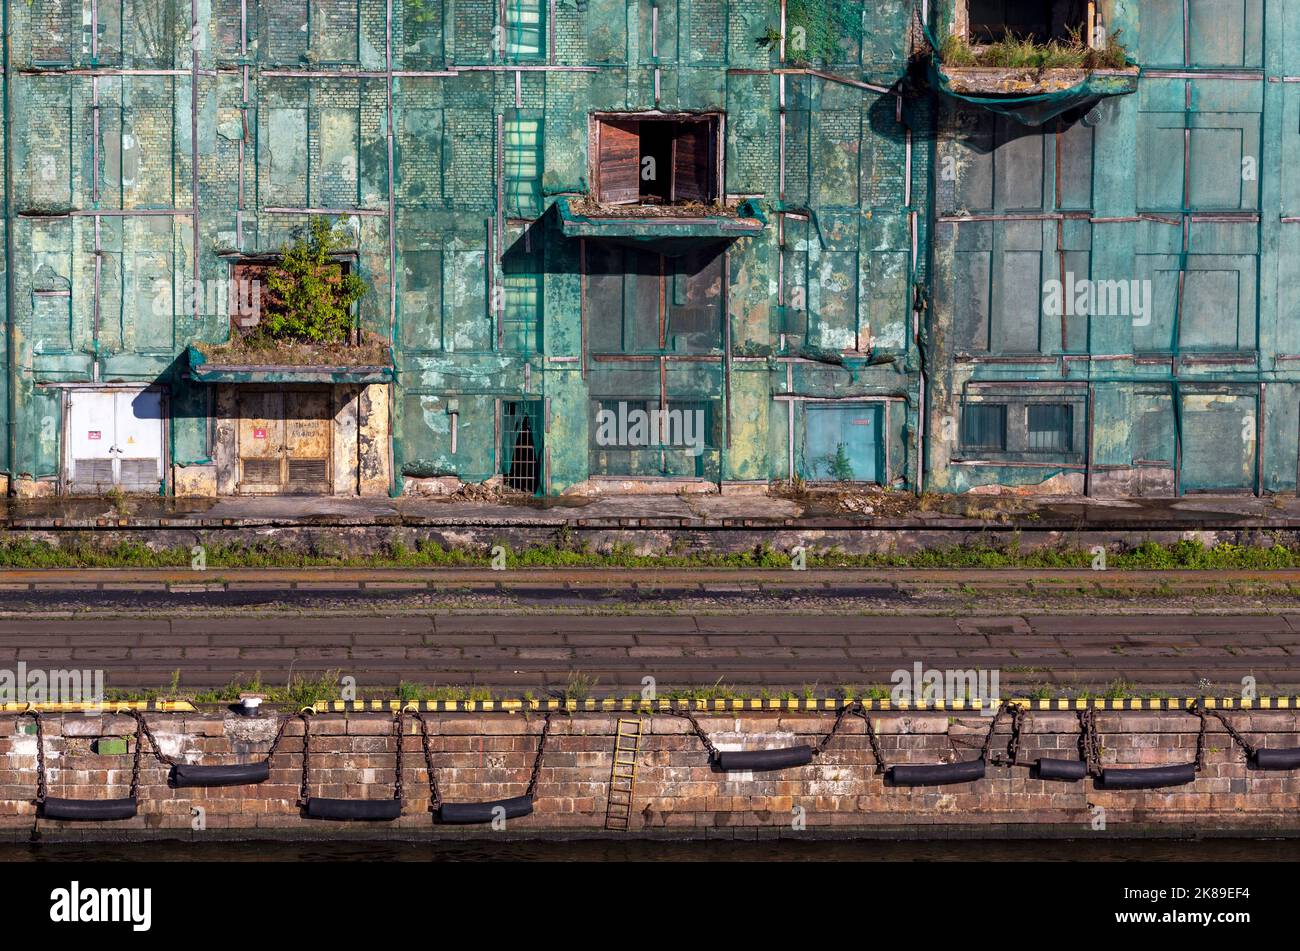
[66, 390, 117, 492]
[114, 390, 163, 490]
[65, 389, 164, 493]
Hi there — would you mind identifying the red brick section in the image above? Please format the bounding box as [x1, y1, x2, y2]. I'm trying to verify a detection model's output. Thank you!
[0, 712, 1296, 835]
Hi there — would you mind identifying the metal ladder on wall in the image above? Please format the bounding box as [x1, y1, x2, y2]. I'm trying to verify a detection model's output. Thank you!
[604, 718, 644, 831]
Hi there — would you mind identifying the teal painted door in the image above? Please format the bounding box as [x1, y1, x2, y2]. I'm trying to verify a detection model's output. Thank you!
[800, 404, 881, 483]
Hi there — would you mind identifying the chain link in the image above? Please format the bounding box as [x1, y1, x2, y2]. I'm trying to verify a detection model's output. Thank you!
[851, 706, 887, 773]
[297, 712, 312, 806]
[977, 702, 1009, 762]
[127, 712, 145, 800]
[1001, 702, 1027, 766]
[410, 711, 441, 812]
[393, 713, 404, 802]
[130, 711, 174, 766]
[1193, 702, 1256, 759]
[1194, 705, 1208, 773]
[526, 714, 553, 799]
[1080, 708, 1102, 777]
[22, 711, 46, 803]
[675, 706, 722, 761]
[812, 701, 860, 756]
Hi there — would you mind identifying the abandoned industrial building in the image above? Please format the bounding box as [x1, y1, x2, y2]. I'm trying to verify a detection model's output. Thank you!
[0, 0, 1294, 499]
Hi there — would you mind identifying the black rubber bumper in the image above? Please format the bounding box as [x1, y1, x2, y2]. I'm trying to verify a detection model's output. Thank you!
[714, 746, 814, 772]
[304, 797, 402, 821]
[437, 795, 535, 824]
[171, 761, 270, 788]
[887, 758, 986, 787]
[1252, 747, 1300, 770]
[41, 797, 138, 821]
[1099, 763, 1196, 789]
[1035, 758, 1088, 781]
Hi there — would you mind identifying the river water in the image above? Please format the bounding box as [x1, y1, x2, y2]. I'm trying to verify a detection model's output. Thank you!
[2, 838, 1297, 862]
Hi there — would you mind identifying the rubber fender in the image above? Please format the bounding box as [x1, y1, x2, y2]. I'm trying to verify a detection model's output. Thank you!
[887, 758, 986, 787]
[171, 761, 270, 788]
[1099, 763, 1196, 789]
[304, 797, 402, 821]
[714, 746, 814, 772]
[41, 797, 138, 821]
[437, 795, 535, 825]
[1252, 747, 1300, 770]
[1035, 758, 1088, 782]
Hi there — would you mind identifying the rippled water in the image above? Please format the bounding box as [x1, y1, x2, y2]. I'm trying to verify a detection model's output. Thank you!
[3, 838, 1298, 862]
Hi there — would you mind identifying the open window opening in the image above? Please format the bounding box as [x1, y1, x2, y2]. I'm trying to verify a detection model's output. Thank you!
[592, 114, 720, 207]
[964, 0, 1091, 46]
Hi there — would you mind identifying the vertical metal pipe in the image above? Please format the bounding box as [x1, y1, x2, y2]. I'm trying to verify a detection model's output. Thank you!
[191, 0, 200, 320]
[4, 0, 17, 489]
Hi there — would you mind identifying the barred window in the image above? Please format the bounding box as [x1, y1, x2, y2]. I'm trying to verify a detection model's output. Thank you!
[506, 0, 545, 59]
[961, 404, 1006, 451]
[1026, 404, 1073, 452]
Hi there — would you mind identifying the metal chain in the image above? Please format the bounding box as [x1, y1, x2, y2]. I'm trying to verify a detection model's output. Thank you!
[1080, 708, 1102, 777]
[297, 712, 313, 806]
[1194, 703, 1256, 759]
[1002, 703, 1027, 766]
[1194, 706, 1208, 772]
[978, 702, 1008, 762]
[852, 706, 887, 773]
[811, 701, 861, 756]
[264, 714, 295, 759]
[130, 711, 174, 766]
[525, 714, 553, 798]
[675, 706, 721, 761]
[392, 713, 404, 802]
[128, 712, 145, 800]
[22, 711, 46, 803]
[410, 711, 442, 812]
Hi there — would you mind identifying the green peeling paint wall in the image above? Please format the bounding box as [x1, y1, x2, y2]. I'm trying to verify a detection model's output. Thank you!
[2, 0, 923, 496]
[6, 0, 1290, 499]
[926, 0, 1300, 498]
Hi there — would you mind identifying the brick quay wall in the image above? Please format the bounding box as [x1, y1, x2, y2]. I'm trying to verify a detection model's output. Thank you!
[1, 711, 1297, 839]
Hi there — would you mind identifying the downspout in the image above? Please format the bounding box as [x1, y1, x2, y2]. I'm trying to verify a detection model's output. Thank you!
[4, 0, 15, 494]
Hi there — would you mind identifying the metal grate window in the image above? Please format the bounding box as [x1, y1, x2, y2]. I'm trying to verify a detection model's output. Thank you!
[502, 401, 541, 494]
[242, 459, 280, 484]
[961, 404, 1006, 451]
[287, 458, 329, 487]
[74, 458, 114, 485]
[1026, 404, 1073, 451]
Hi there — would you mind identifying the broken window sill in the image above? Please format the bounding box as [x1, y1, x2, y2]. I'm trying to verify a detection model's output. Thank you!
[556, 196, 765, 254]
[187, 336, 393, 385]
[940, 65, 1138, 97]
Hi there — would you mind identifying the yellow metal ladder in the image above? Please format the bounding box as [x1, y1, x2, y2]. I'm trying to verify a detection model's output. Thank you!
[604, 718, 644, 831]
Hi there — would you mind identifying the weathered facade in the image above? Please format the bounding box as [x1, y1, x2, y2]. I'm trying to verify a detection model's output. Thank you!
[0, 1, 1294, 498]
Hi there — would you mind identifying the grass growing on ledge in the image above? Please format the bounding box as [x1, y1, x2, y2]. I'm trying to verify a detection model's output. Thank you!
[3, 537, 1300, 571]
[102, 675, 1225, 707]
[940, 30, 1129, 71]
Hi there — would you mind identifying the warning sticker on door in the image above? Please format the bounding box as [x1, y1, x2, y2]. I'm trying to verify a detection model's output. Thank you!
[254, 428, 267, 439]
[87, 431, 101, 440]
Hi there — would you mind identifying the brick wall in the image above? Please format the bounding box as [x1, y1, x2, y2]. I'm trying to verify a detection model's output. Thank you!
[1, 711, 1296, 838]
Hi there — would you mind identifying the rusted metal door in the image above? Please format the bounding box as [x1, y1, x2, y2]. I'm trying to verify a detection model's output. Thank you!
[237, 389, 331, 494]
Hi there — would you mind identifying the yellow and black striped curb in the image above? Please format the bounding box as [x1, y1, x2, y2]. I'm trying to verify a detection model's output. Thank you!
[307, 697, 1300, 714]
[0, 701, 195, 713]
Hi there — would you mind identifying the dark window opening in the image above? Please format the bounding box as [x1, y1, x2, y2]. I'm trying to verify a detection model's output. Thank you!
[594, 115, 719, 206]
[967, 0, 1088, 45]
[228, 257, 357, 341]
[1027, 404, 1073, 452]
[962, 403, 1007, 451]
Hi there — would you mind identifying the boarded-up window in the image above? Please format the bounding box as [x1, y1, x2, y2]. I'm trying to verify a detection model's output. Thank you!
[593, 115, 718, 205]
